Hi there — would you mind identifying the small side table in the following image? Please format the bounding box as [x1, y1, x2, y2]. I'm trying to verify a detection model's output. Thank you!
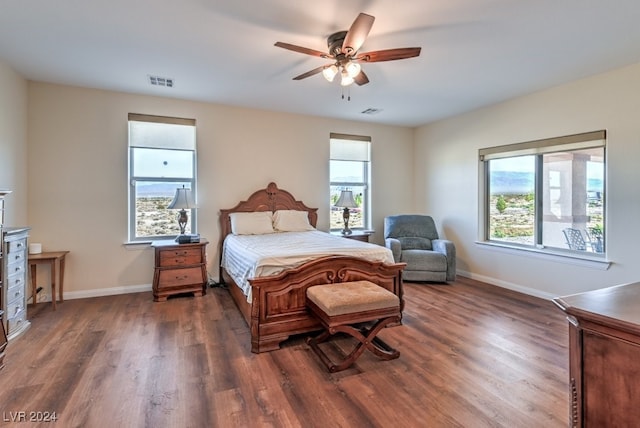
[330, 231, 373, 242]
[151, 240, 208, 302]
[28, 251, 69, 311]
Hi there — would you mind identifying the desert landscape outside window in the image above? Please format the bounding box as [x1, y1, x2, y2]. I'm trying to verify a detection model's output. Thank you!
[481, 130, 605, 255]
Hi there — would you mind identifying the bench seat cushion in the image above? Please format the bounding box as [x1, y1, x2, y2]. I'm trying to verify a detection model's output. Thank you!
[307, 280, 399, 317]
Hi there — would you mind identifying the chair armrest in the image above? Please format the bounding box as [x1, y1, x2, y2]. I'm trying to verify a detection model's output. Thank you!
[385, 238, 402, 262]
[433, 239, 456, 281]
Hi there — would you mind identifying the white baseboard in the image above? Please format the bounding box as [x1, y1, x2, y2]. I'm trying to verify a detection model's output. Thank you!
[36, 283, 153, 302]
[457, 270, 556, 301]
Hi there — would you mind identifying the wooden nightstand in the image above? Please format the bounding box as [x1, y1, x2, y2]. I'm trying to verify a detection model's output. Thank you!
[331, 231, 373, 242]
[151, 240, 208, 302]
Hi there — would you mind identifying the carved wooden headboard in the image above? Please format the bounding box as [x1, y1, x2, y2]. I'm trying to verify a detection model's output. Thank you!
[219, 182, 318, 241]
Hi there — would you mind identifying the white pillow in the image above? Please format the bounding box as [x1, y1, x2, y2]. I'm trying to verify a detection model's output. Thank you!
[229, 211, 275, 235]
[273, 210, 315, 232]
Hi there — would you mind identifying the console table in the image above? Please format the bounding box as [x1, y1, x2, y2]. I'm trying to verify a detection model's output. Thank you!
[553, 282, 640, 427]
[28, 251, 69, 311]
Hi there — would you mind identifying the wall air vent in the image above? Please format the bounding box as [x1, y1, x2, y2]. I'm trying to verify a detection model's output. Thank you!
[148, 75, 174, 88]
[361, 108, 382, 115]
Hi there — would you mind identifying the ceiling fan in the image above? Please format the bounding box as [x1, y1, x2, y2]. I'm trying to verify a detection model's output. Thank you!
[275, 13, 421, 87]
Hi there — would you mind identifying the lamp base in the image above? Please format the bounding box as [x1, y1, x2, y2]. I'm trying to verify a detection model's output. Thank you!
[341, 207, 352, 235]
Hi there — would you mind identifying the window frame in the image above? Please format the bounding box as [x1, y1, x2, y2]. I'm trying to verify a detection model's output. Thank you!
[478, 130, 606, 258]
[127, 113, 197, 243]
[329, 133, 372, 232]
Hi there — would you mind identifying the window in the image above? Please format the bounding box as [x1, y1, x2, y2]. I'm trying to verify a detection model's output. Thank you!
[479, 130, 605, 255]
[330, 133, 371, 231]
[128, 114, 196, 242]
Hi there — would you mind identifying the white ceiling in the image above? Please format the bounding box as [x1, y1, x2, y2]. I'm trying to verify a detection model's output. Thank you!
[2, 1, 640, 127]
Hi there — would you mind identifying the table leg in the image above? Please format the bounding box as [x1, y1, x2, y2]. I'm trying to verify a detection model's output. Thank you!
[30, 264, 37, 306]
[59, 256, 66, 303]
[51, 260, 57, 311]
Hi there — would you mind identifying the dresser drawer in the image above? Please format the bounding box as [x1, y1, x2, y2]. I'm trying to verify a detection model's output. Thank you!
[6, 238, 27, 255]
[6, 294, 25, 319]
[7, 280, 25, 306]
[7, 308, 27, 333]
[157, 267, 204, 288]
[158, 247, 202, 267]
[6, 265, 26, 289]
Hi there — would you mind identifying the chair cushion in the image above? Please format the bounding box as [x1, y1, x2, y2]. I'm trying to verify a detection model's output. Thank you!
[401, 249, 447, 272]
[307, 281, 399, 316]
[398, 236, 432, 250]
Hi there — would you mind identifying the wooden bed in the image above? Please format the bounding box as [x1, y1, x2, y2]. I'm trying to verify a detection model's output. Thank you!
[219, 182, 406, 353]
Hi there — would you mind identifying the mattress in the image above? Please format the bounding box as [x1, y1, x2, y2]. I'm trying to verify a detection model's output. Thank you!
[221, 230, 395, 300]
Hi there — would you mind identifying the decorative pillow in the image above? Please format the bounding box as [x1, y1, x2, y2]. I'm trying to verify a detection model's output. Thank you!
[273, 210, 315, 232]
[229, 211, 275, 235]
[398, 236, 432, 250]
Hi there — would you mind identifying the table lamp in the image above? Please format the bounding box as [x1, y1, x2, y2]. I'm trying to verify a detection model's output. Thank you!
[334, 190, 358, 235]
[167, 185, 196, 235]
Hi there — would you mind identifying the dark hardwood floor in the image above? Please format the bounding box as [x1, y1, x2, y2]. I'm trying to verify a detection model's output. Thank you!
[0, 277, 569, 427]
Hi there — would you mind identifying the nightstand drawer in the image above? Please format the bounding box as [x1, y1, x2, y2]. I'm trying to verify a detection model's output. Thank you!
[158, 247, 202, 267]
[157, 267, 204, 288]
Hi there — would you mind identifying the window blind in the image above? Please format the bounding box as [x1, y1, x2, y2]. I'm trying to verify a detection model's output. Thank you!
[330, 133, 371, 162]
[479, 130, 606, 161]
[128, 113, 196, 150]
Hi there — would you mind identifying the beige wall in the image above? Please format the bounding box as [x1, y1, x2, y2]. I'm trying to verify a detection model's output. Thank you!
[26, 82, 415, 298]
[0, 61, 28, 226]
[415, 62, 640, 298]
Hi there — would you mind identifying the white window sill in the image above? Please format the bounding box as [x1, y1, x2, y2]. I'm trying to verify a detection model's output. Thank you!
[123, 241, 153, 250]
[475, 241, 611, 270]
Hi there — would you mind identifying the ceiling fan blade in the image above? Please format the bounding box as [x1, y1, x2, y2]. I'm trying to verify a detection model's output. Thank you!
[275, 42, 330, 58]
[354, 70, 369, 86]
[342, 13, 375, 55]
[292, 65, 328, 80]
[356, 47, 421, 62]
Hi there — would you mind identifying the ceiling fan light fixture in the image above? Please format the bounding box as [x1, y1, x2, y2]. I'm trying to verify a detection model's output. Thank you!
[340, 69, 354, 86]
[322, 65, 338, 82]
[345, 61, 361, 78]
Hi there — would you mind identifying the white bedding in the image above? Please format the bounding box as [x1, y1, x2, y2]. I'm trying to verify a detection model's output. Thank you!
[221, 230, 395, 301]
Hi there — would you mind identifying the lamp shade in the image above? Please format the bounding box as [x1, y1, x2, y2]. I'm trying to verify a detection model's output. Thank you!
[167, 186, 196, 210]
[322, 64, 338, 82]
[334, 190, 358, 208]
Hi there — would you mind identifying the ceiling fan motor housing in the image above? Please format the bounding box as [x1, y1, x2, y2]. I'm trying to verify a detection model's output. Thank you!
[327, 31, 348, 57]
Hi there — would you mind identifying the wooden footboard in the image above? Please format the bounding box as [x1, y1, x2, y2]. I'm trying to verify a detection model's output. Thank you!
[224, 255, 405, 353]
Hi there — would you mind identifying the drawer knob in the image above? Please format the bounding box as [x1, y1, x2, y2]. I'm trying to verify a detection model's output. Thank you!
[17, 242, 23, 248]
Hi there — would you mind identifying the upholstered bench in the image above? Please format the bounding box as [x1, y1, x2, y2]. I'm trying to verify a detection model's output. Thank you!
[305, 280, 401, 372]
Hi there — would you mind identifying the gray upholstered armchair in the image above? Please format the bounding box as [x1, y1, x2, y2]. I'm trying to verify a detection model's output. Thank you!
[384, 214, 456, 282]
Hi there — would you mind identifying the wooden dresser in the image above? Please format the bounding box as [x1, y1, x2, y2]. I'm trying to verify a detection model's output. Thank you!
[151, 240, 208, 302]
[1, 227, 31, 340]
[553, 282, 640, 427]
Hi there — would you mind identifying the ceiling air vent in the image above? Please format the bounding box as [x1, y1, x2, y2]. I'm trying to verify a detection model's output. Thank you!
[361, 108, 382, 115]
[148, 75, 174, 88]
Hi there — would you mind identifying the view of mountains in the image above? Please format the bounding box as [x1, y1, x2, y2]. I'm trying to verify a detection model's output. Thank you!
[136, 173, 603, 198]
[136, 183, 186, 197]
[490, 171, 603, 194]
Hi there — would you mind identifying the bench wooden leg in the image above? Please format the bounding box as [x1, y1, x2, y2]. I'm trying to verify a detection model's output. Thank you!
[306, 315, 400, 373]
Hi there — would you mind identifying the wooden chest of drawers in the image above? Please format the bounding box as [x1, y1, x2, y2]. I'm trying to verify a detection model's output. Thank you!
[151, 240, 208, 302]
